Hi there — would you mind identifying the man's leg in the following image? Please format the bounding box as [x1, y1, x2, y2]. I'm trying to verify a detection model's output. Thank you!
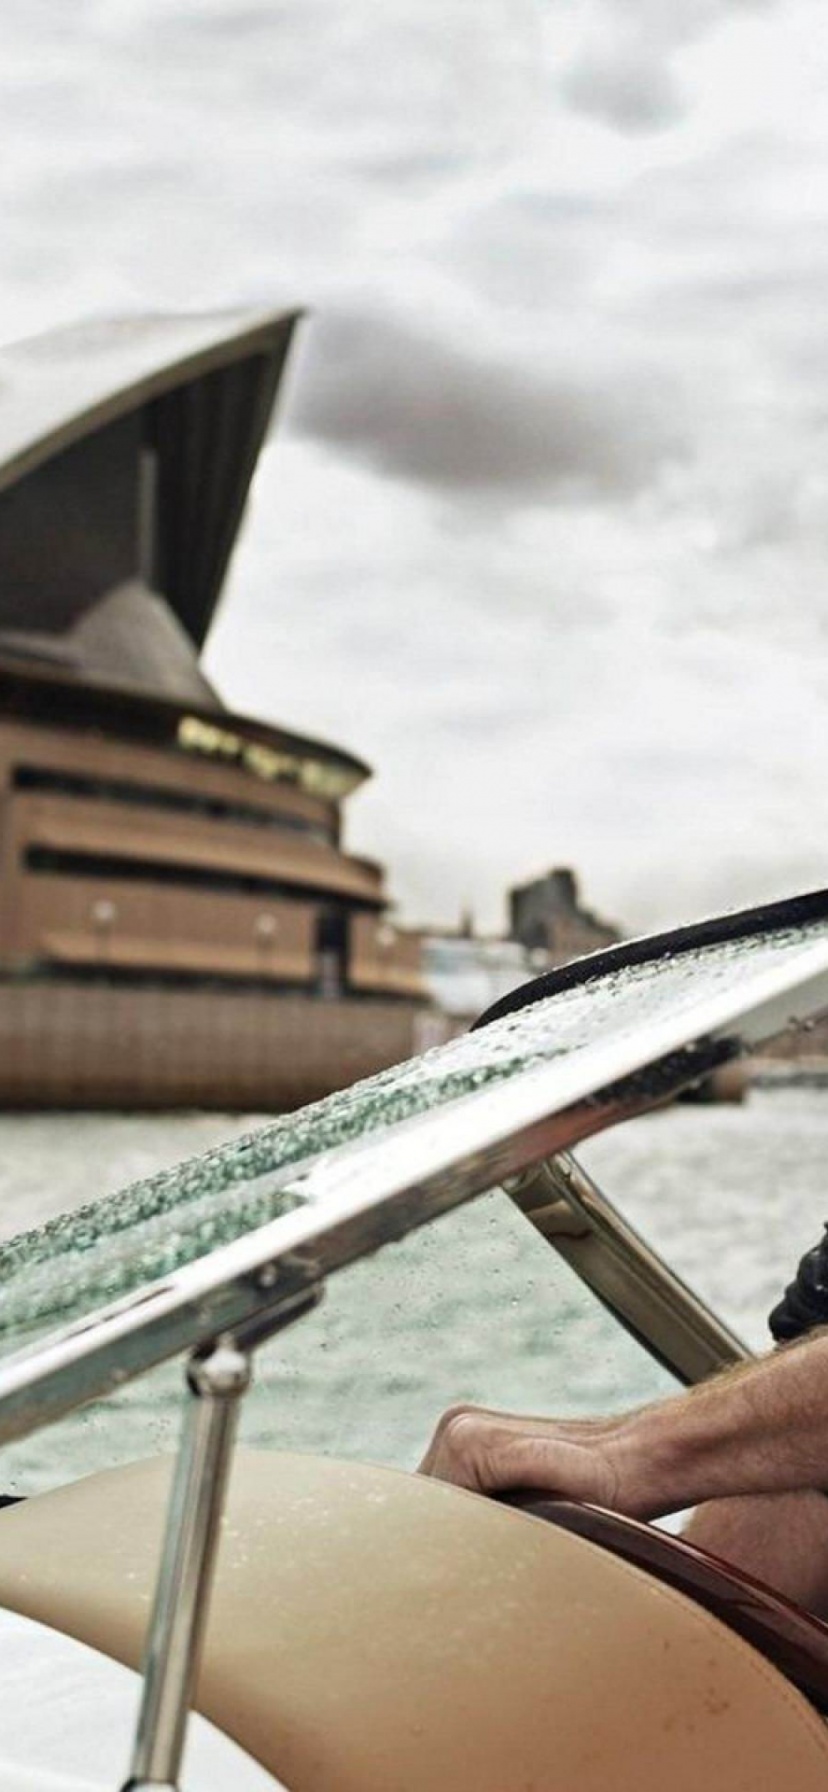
[685, 1490, 828, 1619]
[683, 1234, 828, 1614]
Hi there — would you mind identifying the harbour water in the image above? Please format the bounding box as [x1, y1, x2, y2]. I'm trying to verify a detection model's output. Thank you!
[0, 1085, 825, 1495]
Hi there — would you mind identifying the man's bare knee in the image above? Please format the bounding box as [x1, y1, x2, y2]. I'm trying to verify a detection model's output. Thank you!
[685, 1490, 828, 1619]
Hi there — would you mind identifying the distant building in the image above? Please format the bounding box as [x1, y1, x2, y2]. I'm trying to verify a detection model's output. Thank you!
[421, 933, 540, 1021]
[422, 869, 621, 1023]
[509, 868, 620, 965]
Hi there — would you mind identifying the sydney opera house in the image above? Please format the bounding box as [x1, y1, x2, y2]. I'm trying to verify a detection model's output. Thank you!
[0, 309, 438, 1107]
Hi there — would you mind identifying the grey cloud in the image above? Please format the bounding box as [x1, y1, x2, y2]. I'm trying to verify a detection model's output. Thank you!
[287, 309, 687, 502]
[561, 46, 685, 134]
[559, 0, 777, 134]
[446, 190, 613, 314]
[354, 151, 469, 191]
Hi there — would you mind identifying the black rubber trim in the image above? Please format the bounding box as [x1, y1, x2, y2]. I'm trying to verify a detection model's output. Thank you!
[472, 886, 828, 1032]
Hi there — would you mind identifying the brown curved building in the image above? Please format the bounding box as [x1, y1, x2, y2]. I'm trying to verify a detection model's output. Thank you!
[0, 308, 440, 1108]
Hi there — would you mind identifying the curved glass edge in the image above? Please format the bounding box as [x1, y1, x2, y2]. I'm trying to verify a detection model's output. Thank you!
[3, 917, 828, 1344]
[0, 924, 825, 1451]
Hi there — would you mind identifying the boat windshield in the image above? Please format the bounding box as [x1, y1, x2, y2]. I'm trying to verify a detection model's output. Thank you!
[0, 903, 826, 1491]
[0, 1175, 680, 1492]
[2, 916, 827, 1349]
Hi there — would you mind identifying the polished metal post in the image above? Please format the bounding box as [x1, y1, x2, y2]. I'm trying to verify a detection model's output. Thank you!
[122, 1337, 250, 1792]
[507, 1152, 750, 1385]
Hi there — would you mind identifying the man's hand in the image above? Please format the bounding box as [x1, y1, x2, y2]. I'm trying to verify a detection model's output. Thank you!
[419, 1332, 828, 1523]
[418, 1403, 635, 1511]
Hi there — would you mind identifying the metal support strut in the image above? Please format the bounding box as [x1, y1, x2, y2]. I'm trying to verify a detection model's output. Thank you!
[122, 1336, 251, 1792]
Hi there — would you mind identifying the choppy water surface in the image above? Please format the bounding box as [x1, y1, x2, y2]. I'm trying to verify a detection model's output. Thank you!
[0, 918, 824, 1347]
[0, 1086, 825, 1493]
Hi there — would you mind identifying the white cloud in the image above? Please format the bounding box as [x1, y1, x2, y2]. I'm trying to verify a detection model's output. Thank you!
[1, 0, 827, 936]
[209, 433, 828, 932]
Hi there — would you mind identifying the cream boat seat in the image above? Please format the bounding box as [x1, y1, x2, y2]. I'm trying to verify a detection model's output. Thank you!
[0, 1450, 826, 1792]
[0, 1606, 282, 1791]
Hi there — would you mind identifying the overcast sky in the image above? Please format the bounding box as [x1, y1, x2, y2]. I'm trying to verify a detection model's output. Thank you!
[2, 0, 827, 933]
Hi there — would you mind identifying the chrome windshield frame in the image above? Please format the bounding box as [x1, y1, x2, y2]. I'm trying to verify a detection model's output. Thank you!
[0, 930, 826, 1450]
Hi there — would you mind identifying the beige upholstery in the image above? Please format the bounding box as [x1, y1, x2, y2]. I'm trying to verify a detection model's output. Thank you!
[0, 1450, 826, 1791]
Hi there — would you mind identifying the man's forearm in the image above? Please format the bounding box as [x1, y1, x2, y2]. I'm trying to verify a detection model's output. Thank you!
[618, 1330, 828, 1517]
[420, 1329, 828, 1517]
